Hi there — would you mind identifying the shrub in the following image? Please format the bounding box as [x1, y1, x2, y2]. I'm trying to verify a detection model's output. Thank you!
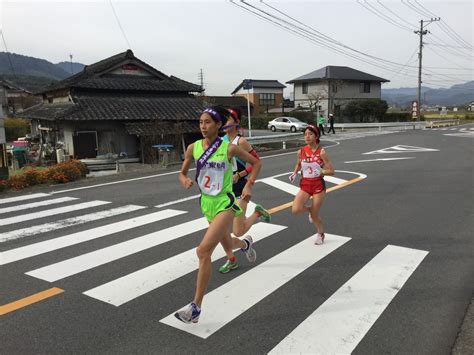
[7, 174, 28, 190]
[0, 180, 8, 192]
[23, 168, 48, 186]
[342, 99, 388, 122]
[0, 159, 88, 192]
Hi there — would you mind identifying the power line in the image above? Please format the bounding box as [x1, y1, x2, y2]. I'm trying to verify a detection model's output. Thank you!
[0, 30, 17, 78]
[255, 1, 420, 71]
[376, 0, 416, 28]
[403, 0, 473, 50]
[389, 46, 419, 81]
[109, 0, 132, 49]
[357, 0, 413, 32]
[413, 0, 472, 49]
[233, 0, 411, 76]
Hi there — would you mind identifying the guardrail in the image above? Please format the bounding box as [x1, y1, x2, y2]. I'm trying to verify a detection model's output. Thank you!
[336, 122, 425, 131]
[425, 119, 461, 129]
[246, 132, 303, 147]
[246, 121, 438, 148]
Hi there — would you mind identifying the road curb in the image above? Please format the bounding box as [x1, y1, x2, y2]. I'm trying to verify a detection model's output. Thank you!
[452, 297, 474, 354]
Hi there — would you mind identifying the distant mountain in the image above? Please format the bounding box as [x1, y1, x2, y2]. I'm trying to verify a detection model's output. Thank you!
[55, 61, 85, 75]
[0, 52, 71, 79]
[0, 52, 86, 91]
[382, 81, 474, 107]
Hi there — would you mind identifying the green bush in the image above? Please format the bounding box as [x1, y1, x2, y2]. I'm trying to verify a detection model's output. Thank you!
[342, 99, 388, 123]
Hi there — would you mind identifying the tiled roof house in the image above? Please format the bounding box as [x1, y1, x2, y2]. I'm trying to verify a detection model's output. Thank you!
[22, 50, 203, 161]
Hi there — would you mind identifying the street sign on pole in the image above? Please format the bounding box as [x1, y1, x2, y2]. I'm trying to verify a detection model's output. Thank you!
[412, 101, 418, 120]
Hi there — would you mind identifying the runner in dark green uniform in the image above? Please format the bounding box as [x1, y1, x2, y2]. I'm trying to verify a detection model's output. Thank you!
[175, 106, 262, 324]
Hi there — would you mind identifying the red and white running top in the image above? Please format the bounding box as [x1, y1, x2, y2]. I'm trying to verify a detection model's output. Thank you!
[299, 145, 324, 181]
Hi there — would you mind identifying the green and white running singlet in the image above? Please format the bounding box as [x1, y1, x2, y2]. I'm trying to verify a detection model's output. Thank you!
[193, 139, 243, 222]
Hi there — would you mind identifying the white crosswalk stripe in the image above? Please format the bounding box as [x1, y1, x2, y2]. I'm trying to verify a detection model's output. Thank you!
[0, 204, 146, 243]
[269, 245, 428, 354]
[0, 196, 79, 214]
[26, 217, 209, 282]
[0, 209, 184, 265]
[0, 200, 110, 226]
[83, 222, 286, 306]
[160, 234, 352, 338]
[0, 193, 50, 204]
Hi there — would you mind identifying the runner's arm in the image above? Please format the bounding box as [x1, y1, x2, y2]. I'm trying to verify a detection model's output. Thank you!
[292, 149, 302, 175]
[179, 143, 194, 189]
[237, 137, 258, 178]
[228, 144, 261, 184]
[319, 149, 334, 176]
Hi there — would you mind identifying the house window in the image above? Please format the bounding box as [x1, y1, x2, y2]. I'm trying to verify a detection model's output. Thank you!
[332, 83, 337, 93]
[302, 82, 308, 94]
[360, 82, 371, 93]
[259, 93, 275, 106]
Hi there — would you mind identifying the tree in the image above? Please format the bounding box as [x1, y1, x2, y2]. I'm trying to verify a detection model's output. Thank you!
[4, 118, 30, 141]
[342, 99, 388, 123]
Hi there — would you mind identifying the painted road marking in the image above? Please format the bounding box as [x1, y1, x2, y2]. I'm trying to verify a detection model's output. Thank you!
[0, 193, 50, 204]
[345, 157, 416, 164]
[363, 145, 439, 155]
[0, 209, 184, 265]
[0, 288, 64, 316]
[0, 205, 146, 243]
[160, 234, 351, 338]
[83, 222, 286, 306]
[267, 172, 367, 214]
[0, 200, 111, 226]
[0, 196, 79, 214]
[269, 245, 428, 354]
[156, 195, 200, 208]
[26, 217, 209, 282]
[444, 131, 474, 138]
[260, 177, 300, 196]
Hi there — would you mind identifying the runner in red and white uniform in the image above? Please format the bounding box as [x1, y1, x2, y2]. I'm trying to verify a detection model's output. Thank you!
[289, 125, 335, 245]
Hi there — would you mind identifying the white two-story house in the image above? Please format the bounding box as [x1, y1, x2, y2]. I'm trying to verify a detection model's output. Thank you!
[287, 66, 389, 116]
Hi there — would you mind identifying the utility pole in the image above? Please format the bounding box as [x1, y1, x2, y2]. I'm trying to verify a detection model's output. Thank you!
[198, 68, 204, 95]
[414, 17, 440, 121]
[0, 86, 8, 180]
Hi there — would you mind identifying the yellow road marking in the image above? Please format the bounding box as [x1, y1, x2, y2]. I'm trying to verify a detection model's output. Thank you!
[268, 176, 365, 215]
[0, 287, 64, 316]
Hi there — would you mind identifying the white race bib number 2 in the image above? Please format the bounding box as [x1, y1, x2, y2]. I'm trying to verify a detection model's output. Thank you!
[198, 167, 225, 196]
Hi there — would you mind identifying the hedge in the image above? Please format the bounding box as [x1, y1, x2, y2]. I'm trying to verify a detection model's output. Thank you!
[0, 160, 88, 192]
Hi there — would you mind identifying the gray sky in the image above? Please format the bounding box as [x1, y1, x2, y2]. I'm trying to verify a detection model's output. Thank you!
[1, 0, 473, 96]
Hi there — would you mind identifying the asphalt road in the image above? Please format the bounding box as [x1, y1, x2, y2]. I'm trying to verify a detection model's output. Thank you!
[1, 125, 473, 354]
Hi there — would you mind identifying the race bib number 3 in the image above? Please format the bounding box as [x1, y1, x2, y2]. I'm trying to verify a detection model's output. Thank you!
[302, 161, 321, 178]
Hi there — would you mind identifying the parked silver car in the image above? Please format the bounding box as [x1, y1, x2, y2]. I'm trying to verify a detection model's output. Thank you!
[267, 117, 308, 132]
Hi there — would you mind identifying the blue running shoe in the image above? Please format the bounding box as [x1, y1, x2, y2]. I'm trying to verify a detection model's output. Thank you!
[174, 302, 201, 324]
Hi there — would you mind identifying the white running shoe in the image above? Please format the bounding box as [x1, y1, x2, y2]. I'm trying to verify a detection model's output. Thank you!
[315, 233, 325, 245]
[174, 302, 201, 324]
[241, 235, 257, 263]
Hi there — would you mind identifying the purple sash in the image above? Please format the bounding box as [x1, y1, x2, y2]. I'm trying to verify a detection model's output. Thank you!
[195, 137, 223, 182]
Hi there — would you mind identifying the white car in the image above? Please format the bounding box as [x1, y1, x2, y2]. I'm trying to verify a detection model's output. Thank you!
[267, 117, 308, 132]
